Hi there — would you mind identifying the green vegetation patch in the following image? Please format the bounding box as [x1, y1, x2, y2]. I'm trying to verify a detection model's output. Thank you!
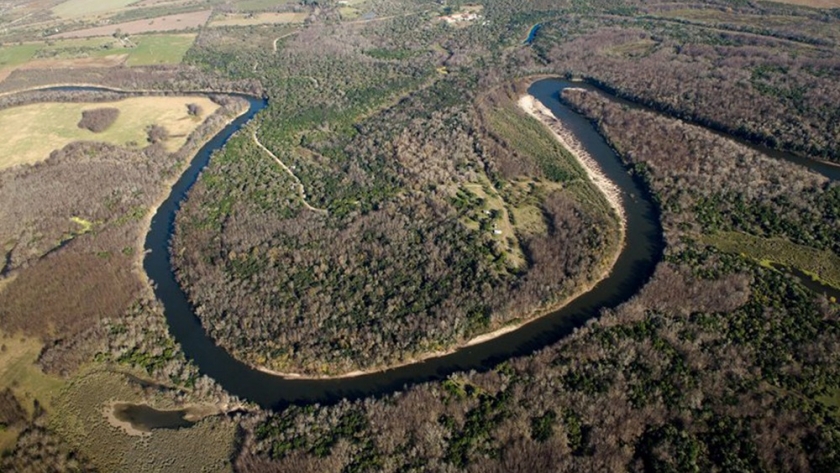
[53, 0, 138, 19]
[0, 44, 41, 70]
[125, 34, 197, 65]
[702, 231, 840, 290]
[487, 105, 585, 183]
[34, 34, 196, 66]
[0, 331, 65, 415]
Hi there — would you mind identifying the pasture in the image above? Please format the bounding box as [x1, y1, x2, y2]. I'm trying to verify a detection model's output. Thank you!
[0, 33, 195, 79]
[0, 95, 219, 170]
[52, 0, 137, 19]
[51, 10, 212, 39]
[209, 12, 309, 27]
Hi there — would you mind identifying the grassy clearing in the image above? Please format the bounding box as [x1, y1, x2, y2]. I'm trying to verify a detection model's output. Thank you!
[486, 105, 586, 184]
[503, 179, 566, 237]
[210, 12, 309, 27]
[0, 44, 41, 70]
[52, 0, 137, 19]
[0, 330, 65, 415]
[52, 369, 236, 472]
[451, 175, 527, 271]
[702, 231, 840, 289]
[234, 0, 298, 11]
[11, 34, 194, 69]
[0, 96, 219, 170]
[604, 39, 658, 57]
[339, 6, 362, 19]
[124, 33, 196, 65]
[817, 389, 840, 419]
[52, 10, 212, 39]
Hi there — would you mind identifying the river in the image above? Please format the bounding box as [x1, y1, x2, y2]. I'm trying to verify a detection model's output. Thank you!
[38, 78, 833, 412]
[141, 79, 663, 410]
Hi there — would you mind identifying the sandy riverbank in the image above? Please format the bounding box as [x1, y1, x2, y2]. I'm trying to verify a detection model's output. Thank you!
[255, 92, 629, 381]
[518, 93, 626, 227]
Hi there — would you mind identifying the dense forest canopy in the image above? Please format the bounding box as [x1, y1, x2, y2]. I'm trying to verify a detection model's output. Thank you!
[0, 0, 838, 470]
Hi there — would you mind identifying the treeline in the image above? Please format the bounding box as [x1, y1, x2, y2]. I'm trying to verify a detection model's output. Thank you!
[538, 13, 840, 162]
[561, 87, 840, 255]
[234, 79, 840, 472]
[173, 79, 615, 374]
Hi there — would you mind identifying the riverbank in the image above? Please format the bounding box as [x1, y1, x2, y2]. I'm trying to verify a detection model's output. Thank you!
[518, 93, 626, 227]
[135, 98, 251, 286]
[255, 91, 628, 381]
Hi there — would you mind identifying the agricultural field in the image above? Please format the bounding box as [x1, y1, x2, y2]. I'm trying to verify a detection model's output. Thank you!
[0, 95, 218, 169]
[0, 33, 196, 72]
[209, 11, 308, 27]
[0, 43, 41, 71]
[51, 10, 212, 39]
[231, 0, 299, 12]
[52, 0, 137, 19]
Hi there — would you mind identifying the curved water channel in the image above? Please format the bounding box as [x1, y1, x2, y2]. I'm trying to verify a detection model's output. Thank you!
[143, 79, 664, 409]
[147, 78, 839, 410]
[25, 79, 836, 411]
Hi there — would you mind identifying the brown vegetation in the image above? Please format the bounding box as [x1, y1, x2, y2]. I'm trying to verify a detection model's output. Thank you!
[0, 91, 246, 349]
[51, 11, 213, 39]
[77, 107, 120, 132]
[173, 77, 619, 374]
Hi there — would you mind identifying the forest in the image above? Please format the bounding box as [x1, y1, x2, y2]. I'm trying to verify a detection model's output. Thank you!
[0, 0, 839, 470]
[172, 14, 620, 374]
[179, 0, 838, 470]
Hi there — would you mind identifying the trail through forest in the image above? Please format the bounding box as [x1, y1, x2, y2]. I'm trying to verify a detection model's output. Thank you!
[252, 129, 328, 214]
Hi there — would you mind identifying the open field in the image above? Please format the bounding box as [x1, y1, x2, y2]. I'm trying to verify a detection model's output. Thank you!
[123, 33, 196, 65]
[209, 11, 308, 27]
[53, 369, 236, 472]
[0, 33, 195, 78]
[0, 95, 219, 169]
[0, 331, 64, 416]
[233, 0, 299, 11]
[52, 10, 212, 39]
[765, 0, 840, 6]
[0, 43, 41, 71]
[52, 0, 137, 19]
[702, 231, 840, 289]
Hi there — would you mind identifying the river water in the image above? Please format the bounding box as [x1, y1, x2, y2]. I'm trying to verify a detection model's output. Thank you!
[68, 77, 834, 412]
[141, 79, 663, 409]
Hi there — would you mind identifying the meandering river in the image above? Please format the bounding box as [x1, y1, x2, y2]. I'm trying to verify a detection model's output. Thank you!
[33, 78, 835, 412]
[140, 79, 663, 410]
